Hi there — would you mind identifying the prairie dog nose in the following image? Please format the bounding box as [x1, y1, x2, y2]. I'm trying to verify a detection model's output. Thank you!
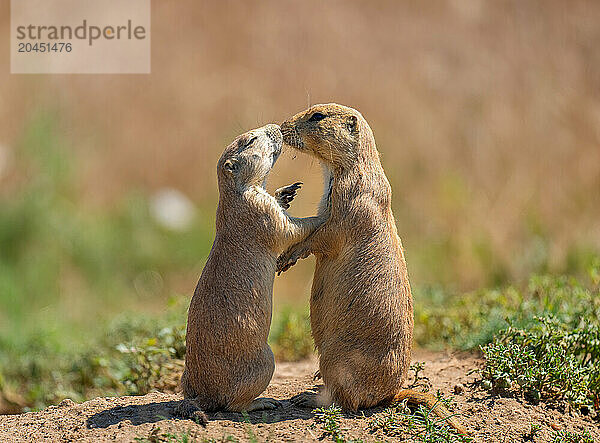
[264, 124, 282, 145]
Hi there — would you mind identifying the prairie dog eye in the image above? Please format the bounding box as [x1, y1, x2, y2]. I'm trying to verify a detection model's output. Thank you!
[308, 112, 326, 122]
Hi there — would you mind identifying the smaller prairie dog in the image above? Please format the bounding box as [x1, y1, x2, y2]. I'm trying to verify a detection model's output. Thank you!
[178, 124, 326, 424]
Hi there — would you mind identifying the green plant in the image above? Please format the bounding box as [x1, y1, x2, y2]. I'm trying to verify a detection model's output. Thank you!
[481, 315, 599, 412]
[479, 264, 600, 413]
[523, 423, 541, 441]
[312, 405, 365, 443]
[408, 361, 430, 390]
[369, 403, 407, 437]
[551, 428, 594, 443]
[369, 399, 471, 443]
[0, 302, 189, 412]
[117, 324, 186, 395]
[313, 405, 346, 443]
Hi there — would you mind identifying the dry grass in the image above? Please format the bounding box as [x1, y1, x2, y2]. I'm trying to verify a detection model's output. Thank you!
[1, 0, 599, 294]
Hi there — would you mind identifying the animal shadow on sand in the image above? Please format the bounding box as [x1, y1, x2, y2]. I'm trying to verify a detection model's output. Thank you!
[86, 398, 317, 429]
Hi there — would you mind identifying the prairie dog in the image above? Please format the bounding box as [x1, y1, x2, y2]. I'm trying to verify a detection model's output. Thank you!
[278, 104, 466, 434]
[179, 124, 326, 423]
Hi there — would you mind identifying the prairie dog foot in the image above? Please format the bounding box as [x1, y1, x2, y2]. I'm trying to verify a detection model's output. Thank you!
[244, 397, 282, 412]
[290, 391, 320, 409]
[174, 398, 208, 426]
[277, 243, 311, 274]
[275, 182, 302, 210]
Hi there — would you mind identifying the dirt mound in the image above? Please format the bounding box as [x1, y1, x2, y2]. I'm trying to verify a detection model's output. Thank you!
[0, 352, 597, 442]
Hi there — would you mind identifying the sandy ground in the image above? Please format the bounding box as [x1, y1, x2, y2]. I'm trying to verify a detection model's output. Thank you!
[0, 351, 598, 442]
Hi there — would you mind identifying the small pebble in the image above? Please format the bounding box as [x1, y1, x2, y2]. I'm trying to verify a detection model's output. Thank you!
[454, 384, 465, 394]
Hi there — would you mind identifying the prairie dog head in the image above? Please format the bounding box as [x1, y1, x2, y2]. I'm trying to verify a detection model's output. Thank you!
[280, 103, 372, 171]
[217, 124, 283, 191]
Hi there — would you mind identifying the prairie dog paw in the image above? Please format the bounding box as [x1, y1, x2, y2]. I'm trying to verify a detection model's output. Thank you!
[245, 397, 282, 412]
[290, 392, 319, 409]
[275, 182, 302, 210]
[277, 244, 310, 274]
[174, 399, 208, 426]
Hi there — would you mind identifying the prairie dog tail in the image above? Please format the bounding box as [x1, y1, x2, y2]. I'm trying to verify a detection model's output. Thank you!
[392, 389, 468, 435]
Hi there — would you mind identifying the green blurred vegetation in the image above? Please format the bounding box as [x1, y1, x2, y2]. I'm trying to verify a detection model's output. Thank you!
[269, 307, 313, 362]
[0, 112, 213, 332]
[0, 297, 189, 411]
[413, 260, 600, 350]
[0, 112, 212, 411]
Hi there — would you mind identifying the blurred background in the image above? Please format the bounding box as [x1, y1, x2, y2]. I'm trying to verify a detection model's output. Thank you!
[1, 0, 599, 412]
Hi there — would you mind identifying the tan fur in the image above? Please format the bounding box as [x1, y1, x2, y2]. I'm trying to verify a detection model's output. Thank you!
[181, 124, 326, 416]
[278, 104, 467, 434]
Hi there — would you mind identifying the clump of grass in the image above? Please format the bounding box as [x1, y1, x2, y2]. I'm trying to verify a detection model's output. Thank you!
[312, 404, 365, 443]
[313, 405, 347, 443]
[0, 301, 188, 411]
[481, 315, 599, 413]
[269, 307, 313, 361]
[367, 363, 468, 442]
[369, 399, 471, 443]
[551, 428, 595, 443]
[479, 264, 600, 414]
[369, 402, 407, 437]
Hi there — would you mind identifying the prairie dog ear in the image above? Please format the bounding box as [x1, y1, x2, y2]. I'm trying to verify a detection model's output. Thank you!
[346, 115, 358, 132]
[223, 158, 239, 174]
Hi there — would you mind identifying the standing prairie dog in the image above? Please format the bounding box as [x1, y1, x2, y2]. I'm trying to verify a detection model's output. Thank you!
[278, 104, 467, 434]
[179, 124, 326, 423]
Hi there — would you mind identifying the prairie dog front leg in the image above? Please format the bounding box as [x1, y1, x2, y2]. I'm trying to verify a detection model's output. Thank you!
[278, 213, 326, 252]
[276, 224, 326, 274]
[247, 186, 326, 253]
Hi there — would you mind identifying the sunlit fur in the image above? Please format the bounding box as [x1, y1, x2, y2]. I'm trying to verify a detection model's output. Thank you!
[181, 124, 327, 413]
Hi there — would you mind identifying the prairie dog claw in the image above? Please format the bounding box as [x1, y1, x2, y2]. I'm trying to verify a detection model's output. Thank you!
[275, 182, 303, 210]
